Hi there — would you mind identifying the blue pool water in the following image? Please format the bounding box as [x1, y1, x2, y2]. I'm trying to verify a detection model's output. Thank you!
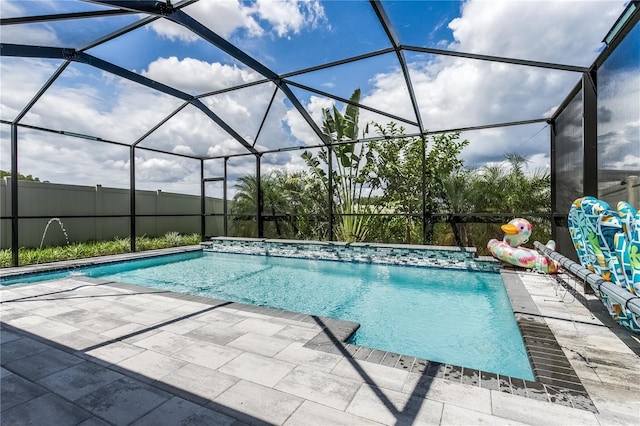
[2, 251, 534, 380]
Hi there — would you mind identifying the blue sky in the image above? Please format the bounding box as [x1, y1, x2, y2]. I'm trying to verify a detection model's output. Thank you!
[0, 0, 632, 196]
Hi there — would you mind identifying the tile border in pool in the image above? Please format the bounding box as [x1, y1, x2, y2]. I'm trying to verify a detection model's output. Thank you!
[0, 245, 597, 412]
[202, 237, 501, 272]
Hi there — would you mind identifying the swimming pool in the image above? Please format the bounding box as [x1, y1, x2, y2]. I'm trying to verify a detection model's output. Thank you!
[2, 248, 533, 380]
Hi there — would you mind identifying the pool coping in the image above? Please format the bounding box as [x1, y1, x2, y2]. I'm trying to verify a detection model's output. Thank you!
[1, 246, 597, 412]
[0, 245, 203, 279]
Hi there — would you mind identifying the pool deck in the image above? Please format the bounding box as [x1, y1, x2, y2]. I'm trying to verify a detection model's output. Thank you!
[1, 249, 639, 425]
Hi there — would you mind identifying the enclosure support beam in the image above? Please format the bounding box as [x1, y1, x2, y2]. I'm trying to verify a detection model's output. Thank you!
[327, 147, 334, 241]
[1, 9, 134, 25]
[256, 155, 264, 238]
[10, 124, 18, 266]
[129, 146, 136, 253]
[224, 158, 229, 237]
[203, 176, 225, 239]
[200, 160, 205, 241]
[371, 0, 430, 244]
[582, 71, 598, 197]
[550, 123, 557, 242]
[421, 136, 428, 245]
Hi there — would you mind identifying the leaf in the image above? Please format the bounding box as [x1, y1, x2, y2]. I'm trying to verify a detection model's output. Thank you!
[339, 152, 353, 168]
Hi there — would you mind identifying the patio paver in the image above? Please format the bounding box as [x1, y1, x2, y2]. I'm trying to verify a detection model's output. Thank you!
[274, 366, 363, 410]
[1, 263, 638, 425]
[346, 383, 444, 425]
[116, 350, 187, 382]
[284, 400, 383, 426]
[5, 347, 84, 381]
[73, 376, 172, 425]
[1, 374, 48, 412]
[275, 341, 343, 372]
[214, 380, 303, 425]
[154, 363, 239, 403]
[490, 389, 599, 425]
[172, 340, 242, 371]
[227, 332, 291, 357]
[1, 393, 93, 425]
[130, 396, 236, 426]
[219, 352, 296, 387]
[35, 361, 123, 401]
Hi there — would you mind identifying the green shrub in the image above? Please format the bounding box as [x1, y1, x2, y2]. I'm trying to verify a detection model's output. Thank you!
[162, 231, 181, 247]
[1, 233, 203, 268]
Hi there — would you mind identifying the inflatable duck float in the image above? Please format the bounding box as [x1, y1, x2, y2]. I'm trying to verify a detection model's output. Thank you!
[487, 218, 560, 274]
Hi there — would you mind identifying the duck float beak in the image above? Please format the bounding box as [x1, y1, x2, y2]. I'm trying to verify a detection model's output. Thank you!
[501, 223, 518, 235]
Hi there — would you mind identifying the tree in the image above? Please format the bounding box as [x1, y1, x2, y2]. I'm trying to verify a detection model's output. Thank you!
[230, 171, 329, 240]
[470, 153, 550, 214]
[370, 122, 469, 243]
[268, 170, 328, 240]
[435, 153, 551, 252]
[0, 170, 47, 182]
[301, 89, 380, 242]
[231, 174, 291, 237]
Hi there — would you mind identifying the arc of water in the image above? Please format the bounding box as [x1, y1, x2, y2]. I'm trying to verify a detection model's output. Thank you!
[39, 217, 70, 249]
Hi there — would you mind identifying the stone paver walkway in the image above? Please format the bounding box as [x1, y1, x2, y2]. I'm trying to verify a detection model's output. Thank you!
[1, 267, 638, 425]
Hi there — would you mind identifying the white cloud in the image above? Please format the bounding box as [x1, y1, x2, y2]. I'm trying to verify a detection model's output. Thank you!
[136, 105, 231, 157]
[448, 0, 624, 66]
[1, 0, 629, 194]
[140, 56, 261, 94]
[0, 0, 24, 17]
[457, 123, 551, 169]
[132, 152, 202, 193]
[0, 24, 60, 46]
[255, 0, 327, 37]
[207, 138, 252, 157]
[136, 156, 189, 181]
[148, 18, 200, 43]
[0, 58, 61, 121]
[284, 95, 332, 145]
[150, 0, 326, 42]
[360, 0, 625, 168]
[186, 0, 264, 39]
[149, 0, 261, 42]
[11, 129, 132, 188]
[597, 69, 640, 171]
[609, 153, 640, 169]
[19, 69, 184, 144]
[172, 145, 195, 156]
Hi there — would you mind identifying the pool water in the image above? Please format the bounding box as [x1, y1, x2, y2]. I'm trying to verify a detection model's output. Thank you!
[2, 251, 534, 380]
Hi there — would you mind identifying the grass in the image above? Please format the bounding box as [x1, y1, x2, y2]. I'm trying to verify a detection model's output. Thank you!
[0, 233, 202, 268]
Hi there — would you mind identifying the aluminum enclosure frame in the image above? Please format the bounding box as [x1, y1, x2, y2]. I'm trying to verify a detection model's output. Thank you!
[1, 0, 639, 266]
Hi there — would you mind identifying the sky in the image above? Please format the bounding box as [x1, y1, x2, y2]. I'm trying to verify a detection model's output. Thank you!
[0, 0, 632, 197]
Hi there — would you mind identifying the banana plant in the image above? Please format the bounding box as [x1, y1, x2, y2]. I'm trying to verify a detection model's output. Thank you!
[301, 89, 380, 242]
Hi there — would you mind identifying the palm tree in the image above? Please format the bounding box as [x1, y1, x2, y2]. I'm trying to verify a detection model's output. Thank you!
[231, 174, 292, 237]
[231, 171, 330, 239]
[440, 153, 551, 253]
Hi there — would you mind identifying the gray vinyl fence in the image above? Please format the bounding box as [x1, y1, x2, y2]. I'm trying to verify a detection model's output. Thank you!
[0, 178, 224, 248]
[599, 176, 640, 209]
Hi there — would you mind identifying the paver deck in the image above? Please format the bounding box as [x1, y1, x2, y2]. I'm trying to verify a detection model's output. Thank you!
[1, 251, 639, 425]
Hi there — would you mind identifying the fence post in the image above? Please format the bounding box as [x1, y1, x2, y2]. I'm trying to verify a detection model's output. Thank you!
[95, 184, 102, 242]
[628, 176, 639, 207]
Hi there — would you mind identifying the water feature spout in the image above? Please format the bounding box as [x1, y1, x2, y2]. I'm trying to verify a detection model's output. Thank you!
[40, 217, 69, 249]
